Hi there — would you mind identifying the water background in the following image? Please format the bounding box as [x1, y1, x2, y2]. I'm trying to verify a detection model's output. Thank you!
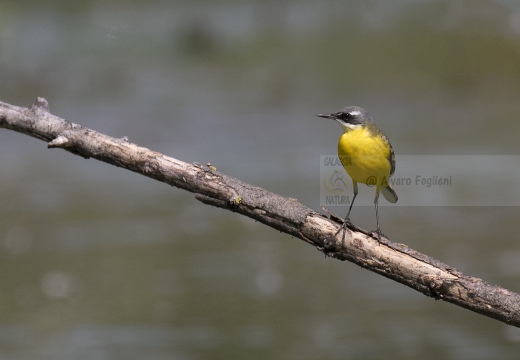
[2, 1, 520, 358]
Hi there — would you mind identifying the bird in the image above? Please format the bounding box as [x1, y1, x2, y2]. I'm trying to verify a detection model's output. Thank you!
[317, 106, 397, 243]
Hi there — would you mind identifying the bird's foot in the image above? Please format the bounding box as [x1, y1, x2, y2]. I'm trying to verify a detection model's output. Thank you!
[334, 217, 357, 249]
[370, 228, 389, 245]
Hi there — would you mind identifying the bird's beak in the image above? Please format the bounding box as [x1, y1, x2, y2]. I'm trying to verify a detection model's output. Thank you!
[316, 113, 335, 119]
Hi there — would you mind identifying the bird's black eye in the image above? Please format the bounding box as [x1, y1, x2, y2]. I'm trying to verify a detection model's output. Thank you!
[342, 113, 351, 120]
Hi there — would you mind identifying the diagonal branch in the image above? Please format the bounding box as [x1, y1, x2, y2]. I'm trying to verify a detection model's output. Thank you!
[1, 97, 519, 327]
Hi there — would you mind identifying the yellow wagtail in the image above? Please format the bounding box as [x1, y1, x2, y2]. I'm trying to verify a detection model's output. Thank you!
[317, 106, 397, 242]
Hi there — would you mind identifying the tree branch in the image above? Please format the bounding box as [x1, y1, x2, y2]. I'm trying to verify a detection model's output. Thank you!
[1, 97, 519, 327]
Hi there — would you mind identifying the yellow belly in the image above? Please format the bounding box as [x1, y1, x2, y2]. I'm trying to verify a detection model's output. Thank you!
[338, 128, 391, 187]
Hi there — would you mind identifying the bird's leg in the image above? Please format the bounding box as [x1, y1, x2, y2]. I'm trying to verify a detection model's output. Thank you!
[374, 188, 382, 242]
[345, 181, 358, 223]
[335, 181, 358, 248]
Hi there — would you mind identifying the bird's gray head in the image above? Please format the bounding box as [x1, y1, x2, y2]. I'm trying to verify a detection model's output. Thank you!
[317, 106, 374, 129]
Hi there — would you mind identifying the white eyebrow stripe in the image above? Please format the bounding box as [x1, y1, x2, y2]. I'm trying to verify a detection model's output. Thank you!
[349, 110, 361, 116]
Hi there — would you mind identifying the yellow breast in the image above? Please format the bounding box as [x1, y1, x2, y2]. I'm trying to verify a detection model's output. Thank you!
[338, 126, 392, 187]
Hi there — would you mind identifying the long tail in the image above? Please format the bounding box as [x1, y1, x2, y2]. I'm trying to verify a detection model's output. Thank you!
[381, 184, 398, 203]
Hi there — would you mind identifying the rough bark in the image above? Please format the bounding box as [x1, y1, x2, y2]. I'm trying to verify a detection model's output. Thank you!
[1, 97, 519, 327]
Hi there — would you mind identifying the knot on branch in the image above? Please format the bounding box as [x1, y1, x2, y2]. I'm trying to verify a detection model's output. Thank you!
[48, 135, 70, 148]
[30, 97, 50, 112]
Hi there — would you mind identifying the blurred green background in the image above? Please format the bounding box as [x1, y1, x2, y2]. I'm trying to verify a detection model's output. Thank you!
[2, 0, 520, 359]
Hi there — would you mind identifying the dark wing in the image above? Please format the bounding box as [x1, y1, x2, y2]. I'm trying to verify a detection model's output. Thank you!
[381, 132, 396, 176]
